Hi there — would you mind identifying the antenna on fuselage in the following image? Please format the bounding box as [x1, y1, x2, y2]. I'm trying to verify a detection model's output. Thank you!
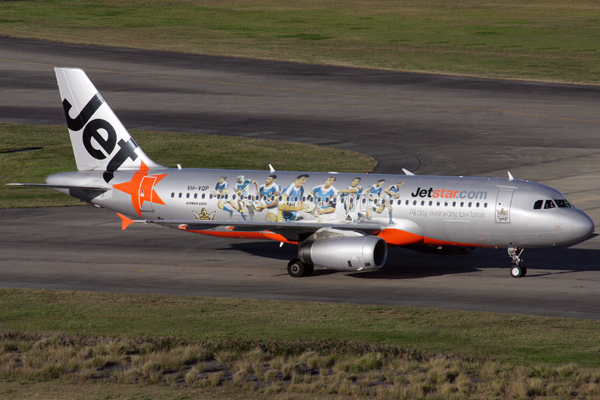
[269, 164, 275, 173]
[508, 171, 514, 181]
[402, 168, 415, 176]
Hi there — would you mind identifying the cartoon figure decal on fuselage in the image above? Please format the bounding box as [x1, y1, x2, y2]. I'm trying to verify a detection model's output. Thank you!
[383, 181, 404, 223]
[362, 179, 386, 220]
[214, 176, 247, 220]
[234, 175, 259, 220]
[338, 177, 363, 221]
[254, 174, 281, 222]
[309, 176, 339, 220]
[278, 174, 309, 222]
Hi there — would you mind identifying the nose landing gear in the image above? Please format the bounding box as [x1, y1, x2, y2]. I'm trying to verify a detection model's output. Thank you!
[508, 247, 527, 278]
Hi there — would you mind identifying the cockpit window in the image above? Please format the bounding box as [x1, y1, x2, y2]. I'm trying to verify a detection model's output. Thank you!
[544, 200, 556, 209]
[533, 200, 543, 210]
[554, 199, 572, 208]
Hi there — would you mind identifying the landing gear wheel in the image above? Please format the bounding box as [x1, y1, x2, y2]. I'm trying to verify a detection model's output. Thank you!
[510, 265, 524, 278]
[288, 259, 306, 278]
[508, 247, 526, 278]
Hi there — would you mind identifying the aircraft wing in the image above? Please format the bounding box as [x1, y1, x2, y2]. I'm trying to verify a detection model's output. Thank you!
[118, 213, 388, 242]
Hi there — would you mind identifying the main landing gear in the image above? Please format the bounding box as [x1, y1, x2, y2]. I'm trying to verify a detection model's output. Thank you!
[508, 247, 527, 278]
[287, 259, 315, 278]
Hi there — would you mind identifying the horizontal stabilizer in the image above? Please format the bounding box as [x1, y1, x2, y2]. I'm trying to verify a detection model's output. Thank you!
[117, 213, 136, 230]
[6, 183, 109, 191]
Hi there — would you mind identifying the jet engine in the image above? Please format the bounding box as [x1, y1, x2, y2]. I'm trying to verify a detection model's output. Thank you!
[298, 235, 388, 272]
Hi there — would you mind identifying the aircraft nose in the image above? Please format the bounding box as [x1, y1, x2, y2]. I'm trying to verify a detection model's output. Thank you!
[571, 209, 595, 242]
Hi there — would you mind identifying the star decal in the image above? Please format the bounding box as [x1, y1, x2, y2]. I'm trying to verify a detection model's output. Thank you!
[113, 160, 168, 217]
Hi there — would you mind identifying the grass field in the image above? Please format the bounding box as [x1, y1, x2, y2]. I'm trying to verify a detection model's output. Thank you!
[0, 122, 376, 208]
[3, 289, 600, 367]
[1, 0, 599, 84]
[2, 289, 600, 399]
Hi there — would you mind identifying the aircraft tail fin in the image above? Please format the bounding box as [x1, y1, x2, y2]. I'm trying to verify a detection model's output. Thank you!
[55, 67, 165, 183]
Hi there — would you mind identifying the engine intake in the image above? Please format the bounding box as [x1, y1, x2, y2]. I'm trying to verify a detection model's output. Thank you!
[299, 235, 388, 272]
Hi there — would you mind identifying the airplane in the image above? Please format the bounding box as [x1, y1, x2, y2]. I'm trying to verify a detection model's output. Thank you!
[9, 68, 595, 278]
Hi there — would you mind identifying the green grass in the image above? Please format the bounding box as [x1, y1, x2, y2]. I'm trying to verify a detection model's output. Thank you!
[1, 1, 599, 84]
[0, 122, 375, 208]
[2, 289, 600, 368]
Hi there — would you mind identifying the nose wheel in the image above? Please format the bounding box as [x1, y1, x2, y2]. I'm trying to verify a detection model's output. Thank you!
[508, 247, 527, 278]
[510, 264, 527, 278]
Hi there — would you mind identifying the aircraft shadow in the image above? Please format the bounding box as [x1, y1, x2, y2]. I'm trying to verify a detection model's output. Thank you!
[229, 241, 600, 280]
[229, 241, 297, 261]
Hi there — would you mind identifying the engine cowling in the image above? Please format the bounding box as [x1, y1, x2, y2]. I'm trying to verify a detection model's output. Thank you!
[298, 235, 388, 272]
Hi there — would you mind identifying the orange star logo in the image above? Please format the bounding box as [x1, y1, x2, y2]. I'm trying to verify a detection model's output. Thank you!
[113, 160, 168, 217]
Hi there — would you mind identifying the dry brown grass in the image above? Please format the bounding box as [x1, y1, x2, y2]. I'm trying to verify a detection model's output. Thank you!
[7, 331, 600, 399]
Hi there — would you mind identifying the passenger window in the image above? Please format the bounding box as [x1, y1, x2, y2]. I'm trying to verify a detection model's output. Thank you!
[484, 203, 487, 208]
[476, 202, 480, 208]
[555, 199, 572, 208]
[413, 200, 417, 206]
[178, 193, 182, 198]
[468, 202, 472, 207]
[194, 193, 197, 199]
[429, 201, 432, 206]
[405, 200, 409, 205]
[171, 192, 174, 198]
[186, 193, 190, 199]
[533, 200, 543, 210]
[202, 194, 205, 199]
[421, 201, 425, 206]
[460, 202, 464, 207]
[544, 200, 556, 209]
[452, 201, 456, 207]
[437, 202, 440, 206]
